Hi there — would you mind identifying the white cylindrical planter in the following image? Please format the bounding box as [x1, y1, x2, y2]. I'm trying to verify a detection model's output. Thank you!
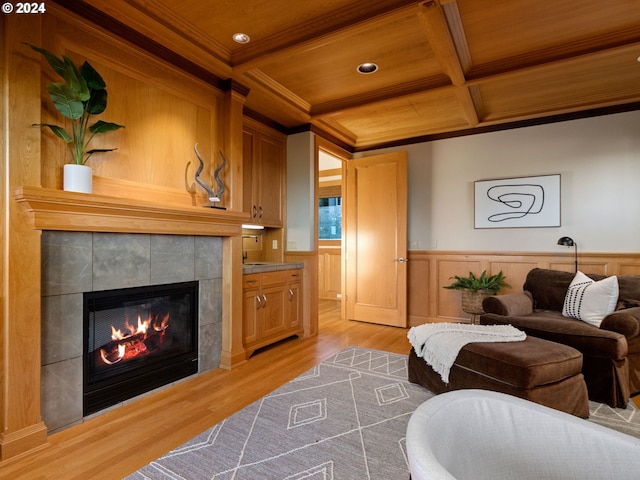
[63, 164, 92, 193]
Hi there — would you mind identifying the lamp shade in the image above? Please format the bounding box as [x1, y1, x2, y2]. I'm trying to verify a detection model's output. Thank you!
[557, 236, 575, 247]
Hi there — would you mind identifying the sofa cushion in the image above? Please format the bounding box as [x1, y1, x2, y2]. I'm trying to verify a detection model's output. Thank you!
[524, 269, 579, 311]
[455, 336, 583, 388]
[617, 275, 640, 309]
[481, 310, 628, 360]
[562, 271, 619, 327]
[523, 268, 640, 312]
[483, 292, 533, 316]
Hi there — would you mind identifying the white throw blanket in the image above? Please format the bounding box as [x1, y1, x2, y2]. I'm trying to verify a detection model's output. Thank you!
[408, 323, 526, 383]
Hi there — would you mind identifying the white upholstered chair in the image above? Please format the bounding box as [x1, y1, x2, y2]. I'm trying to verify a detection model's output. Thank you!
[406, 389, 640, 480]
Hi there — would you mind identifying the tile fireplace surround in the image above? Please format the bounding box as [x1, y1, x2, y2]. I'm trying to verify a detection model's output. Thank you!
[41, 231, 223, 433]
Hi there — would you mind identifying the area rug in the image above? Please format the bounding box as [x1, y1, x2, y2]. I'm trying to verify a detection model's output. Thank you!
[126, 346, 640, 480]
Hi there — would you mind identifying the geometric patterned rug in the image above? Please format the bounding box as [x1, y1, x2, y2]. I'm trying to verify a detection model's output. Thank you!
[125, 346, 640, 479]
[588, 396, 639, 438]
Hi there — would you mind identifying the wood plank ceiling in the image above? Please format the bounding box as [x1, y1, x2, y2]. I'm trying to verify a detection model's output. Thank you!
[73, 0, 640, 150]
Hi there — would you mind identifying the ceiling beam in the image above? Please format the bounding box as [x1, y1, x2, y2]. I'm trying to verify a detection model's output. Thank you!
[242, 70, 311, 113]
[417, 0, 480, 127]
[417, 0, 466, 85]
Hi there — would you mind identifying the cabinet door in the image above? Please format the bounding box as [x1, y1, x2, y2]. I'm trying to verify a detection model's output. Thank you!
[242, 125, 284, 227]
[287, 281, 302, 330]
[261, 284, 287, 337]
[256, 133, 284, 227]
[242, 288, 261, 345]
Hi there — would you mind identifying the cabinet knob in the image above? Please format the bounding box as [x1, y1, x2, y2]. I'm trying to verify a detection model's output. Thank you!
[262, 294, 267, 307]
[256, 295, 262, 309]
[289, 288, 294, 301]
[394, 257, 409, 263]
[252, 205, 258, 218]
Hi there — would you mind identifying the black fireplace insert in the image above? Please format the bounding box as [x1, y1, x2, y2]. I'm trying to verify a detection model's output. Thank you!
[83, 281, 198, 415]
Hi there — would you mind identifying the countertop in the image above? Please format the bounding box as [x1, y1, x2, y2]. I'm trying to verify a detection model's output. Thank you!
[242, 262, 304, 274]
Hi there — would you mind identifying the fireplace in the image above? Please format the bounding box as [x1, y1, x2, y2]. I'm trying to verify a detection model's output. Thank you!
[41, 232, 222, 432]
[83, 281, 199, 415]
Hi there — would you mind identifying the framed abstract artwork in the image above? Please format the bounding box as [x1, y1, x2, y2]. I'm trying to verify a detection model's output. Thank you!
[474, 174, 561, 229]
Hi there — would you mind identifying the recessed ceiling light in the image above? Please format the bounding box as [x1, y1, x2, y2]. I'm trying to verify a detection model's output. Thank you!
[357, 63, 378, 74]
[233, 33, 251, 44]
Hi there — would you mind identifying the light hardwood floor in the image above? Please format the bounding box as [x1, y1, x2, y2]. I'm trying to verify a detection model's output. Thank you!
[0, 300, 411, 479]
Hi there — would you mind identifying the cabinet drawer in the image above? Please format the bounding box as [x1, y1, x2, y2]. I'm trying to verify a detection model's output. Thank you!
[287, 269, 303, 282]
[242, 274, 260, 289]
[260, 270, 288, 286]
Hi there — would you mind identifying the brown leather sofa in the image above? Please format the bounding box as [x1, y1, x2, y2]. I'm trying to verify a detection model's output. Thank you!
[480, 268, 640, 408]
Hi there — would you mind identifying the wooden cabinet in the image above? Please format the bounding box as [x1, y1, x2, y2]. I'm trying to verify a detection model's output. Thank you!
[242, 268, 303, 354]
[242, 121, 285, 227]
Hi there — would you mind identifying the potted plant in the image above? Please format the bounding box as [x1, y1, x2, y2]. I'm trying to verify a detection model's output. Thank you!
[26, 43, 124, 193]
[444, 270, 509, 316]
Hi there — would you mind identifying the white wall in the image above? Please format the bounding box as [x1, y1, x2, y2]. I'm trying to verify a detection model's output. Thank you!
[357, 110, 640, 253]
[286, 131, 315, 251]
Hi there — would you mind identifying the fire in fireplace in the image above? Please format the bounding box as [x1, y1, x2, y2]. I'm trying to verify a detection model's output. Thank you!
[83, 281, 199, 415]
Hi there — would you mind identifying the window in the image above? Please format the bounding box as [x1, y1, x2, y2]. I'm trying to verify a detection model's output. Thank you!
[319, 196, 342, 240]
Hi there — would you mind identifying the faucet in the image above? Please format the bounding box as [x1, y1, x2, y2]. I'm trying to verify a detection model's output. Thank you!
[242, 235, 258, 263]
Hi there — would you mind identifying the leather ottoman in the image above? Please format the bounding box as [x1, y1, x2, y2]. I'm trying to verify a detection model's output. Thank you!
[408, 335, 589, 417]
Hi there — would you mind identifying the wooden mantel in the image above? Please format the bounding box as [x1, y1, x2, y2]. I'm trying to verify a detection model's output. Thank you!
[15, 185, 249, 236]
[14, 184, 248, 367]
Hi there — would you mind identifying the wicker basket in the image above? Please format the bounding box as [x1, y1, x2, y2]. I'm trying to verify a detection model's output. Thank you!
[461, 289, 491, 315]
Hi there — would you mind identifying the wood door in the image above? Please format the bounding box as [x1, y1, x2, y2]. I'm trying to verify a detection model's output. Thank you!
[345, 152, 407, 327]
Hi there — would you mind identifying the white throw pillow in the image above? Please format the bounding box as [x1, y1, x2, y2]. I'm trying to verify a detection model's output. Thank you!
[562, 271, 619, 327]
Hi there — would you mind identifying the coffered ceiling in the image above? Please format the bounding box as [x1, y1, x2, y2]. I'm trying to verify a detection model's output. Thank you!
[71, 0, 640, 150]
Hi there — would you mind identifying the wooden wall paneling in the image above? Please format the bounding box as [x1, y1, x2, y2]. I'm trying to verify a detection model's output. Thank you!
[407, 251, 640, 326]
[318, 248, 341, 300]
[485, 260, 540, 293]
[1, 14, 49, 460]
[263, 228, 285, 262]
[40, 6, 228, 207]
[619, 261, 640, 275]
[547, 262, 576, 272]
[407, 251, 431, 326]
[436, 258, 483, 321]
[326, 250, 342, 297]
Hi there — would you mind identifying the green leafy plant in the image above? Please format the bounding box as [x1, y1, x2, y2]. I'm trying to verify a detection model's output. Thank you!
[26, 43, 124, 165]
[444, 270, 509, 294]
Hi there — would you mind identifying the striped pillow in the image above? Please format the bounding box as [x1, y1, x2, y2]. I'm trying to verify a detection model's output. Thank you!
[562, 271, 619, 327]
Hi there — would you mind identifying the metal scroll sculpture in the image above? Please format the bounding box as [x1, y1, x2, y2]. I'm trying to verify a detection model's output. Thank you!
[194, 143, 227, 209]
